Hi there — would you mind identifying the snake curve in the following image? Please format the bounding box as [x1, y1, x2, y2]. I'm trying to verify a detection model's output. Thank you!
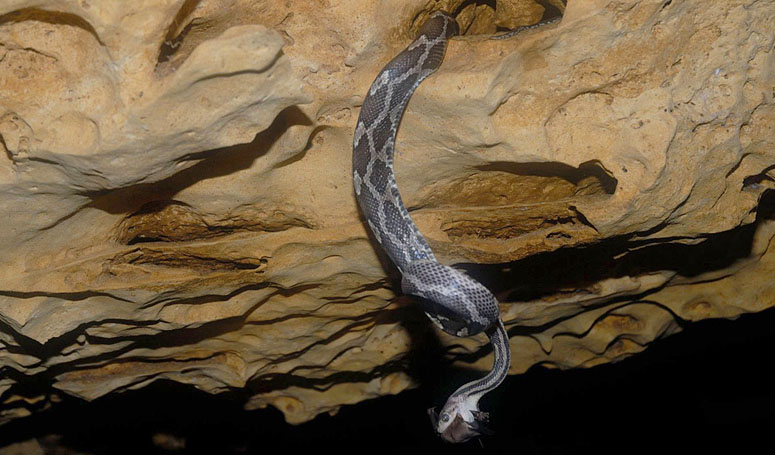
[352, 12, 511, 443]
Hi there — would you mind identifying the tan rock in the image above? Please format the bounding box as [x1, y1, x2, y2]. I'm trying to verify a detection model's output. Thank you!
[1, 0, 774, 428]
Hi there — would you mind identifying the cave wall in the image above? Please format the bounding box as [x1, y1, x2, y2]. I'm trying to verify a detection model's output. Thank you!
[1, 0, 774, 425]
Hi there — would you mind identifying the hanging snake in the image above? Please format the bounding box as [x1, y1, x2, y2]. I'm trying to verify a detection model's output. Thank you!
[352, 12, 512, 443]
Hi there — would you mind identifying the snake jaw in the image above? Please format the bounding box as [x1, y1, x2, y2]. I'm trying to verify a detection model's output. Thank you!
[433, 411, 491, 443]
[431, 394, 490, 443]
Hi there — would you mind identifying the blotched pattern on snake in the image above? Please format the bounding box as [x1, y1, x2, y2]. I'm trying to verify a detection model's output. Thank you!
[352, 12, 511, 443]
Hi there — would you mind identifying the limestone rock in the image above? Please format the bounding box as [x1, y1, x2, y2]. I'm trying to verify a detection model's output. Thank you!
[1, 0, 774, 427]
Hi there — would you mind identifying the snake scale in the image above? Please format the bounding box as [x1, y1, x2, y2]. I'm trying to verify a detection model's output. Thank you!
[352, 12, 511, 443]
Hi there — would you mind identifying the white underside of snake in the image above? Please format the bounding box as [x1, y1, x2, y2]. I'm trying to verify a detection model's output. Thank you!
[352, 12, 513, 443]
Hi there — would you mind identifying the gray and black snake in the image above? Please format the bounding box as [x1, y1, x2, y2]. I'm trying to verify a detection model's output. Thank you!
[352, 12, 511, 443]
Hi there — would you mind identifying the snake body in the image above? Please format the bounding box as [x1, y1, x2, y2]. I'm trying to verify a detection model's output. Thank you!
[352, 12, 511, 443]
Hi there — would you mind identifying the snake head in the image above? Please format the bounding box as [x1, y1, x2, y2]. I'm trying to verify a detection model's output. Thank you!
[429, 399, 493, 443]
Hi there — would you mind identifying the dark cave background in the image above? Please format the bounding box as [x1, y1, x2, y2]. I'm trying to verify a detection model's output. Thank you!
[1, 306, 773, 454]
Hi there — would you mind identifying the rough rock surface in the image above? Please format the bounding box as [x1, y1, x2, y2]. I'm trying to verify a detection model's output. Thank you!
[1, 0, 774, 427]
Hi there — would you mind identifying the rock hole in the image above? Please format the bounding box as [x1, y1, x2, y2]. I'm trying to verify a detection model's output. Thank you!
[742, 165, 775, 191]
[473, 159, 618, 201]
[448, 0, 565, 36]
[117, 200, 206, 245]
[115, 196, 315, 246]
[155, 0, 204, 75]
[415, 159, 612, 259]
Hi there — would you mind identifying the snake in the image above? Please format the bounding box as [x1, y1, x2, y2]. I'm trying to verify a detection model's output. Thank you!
[352, 12, 511, 443]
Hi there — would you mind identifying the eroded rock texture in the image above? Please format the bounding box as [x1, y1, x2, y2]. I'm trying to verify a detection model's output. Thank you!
[1, 0, 774, 426]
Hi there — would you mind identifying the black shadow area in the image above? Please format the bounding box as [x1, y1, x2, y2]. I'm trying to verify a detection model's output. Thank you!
[0, 307, 773, 453]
